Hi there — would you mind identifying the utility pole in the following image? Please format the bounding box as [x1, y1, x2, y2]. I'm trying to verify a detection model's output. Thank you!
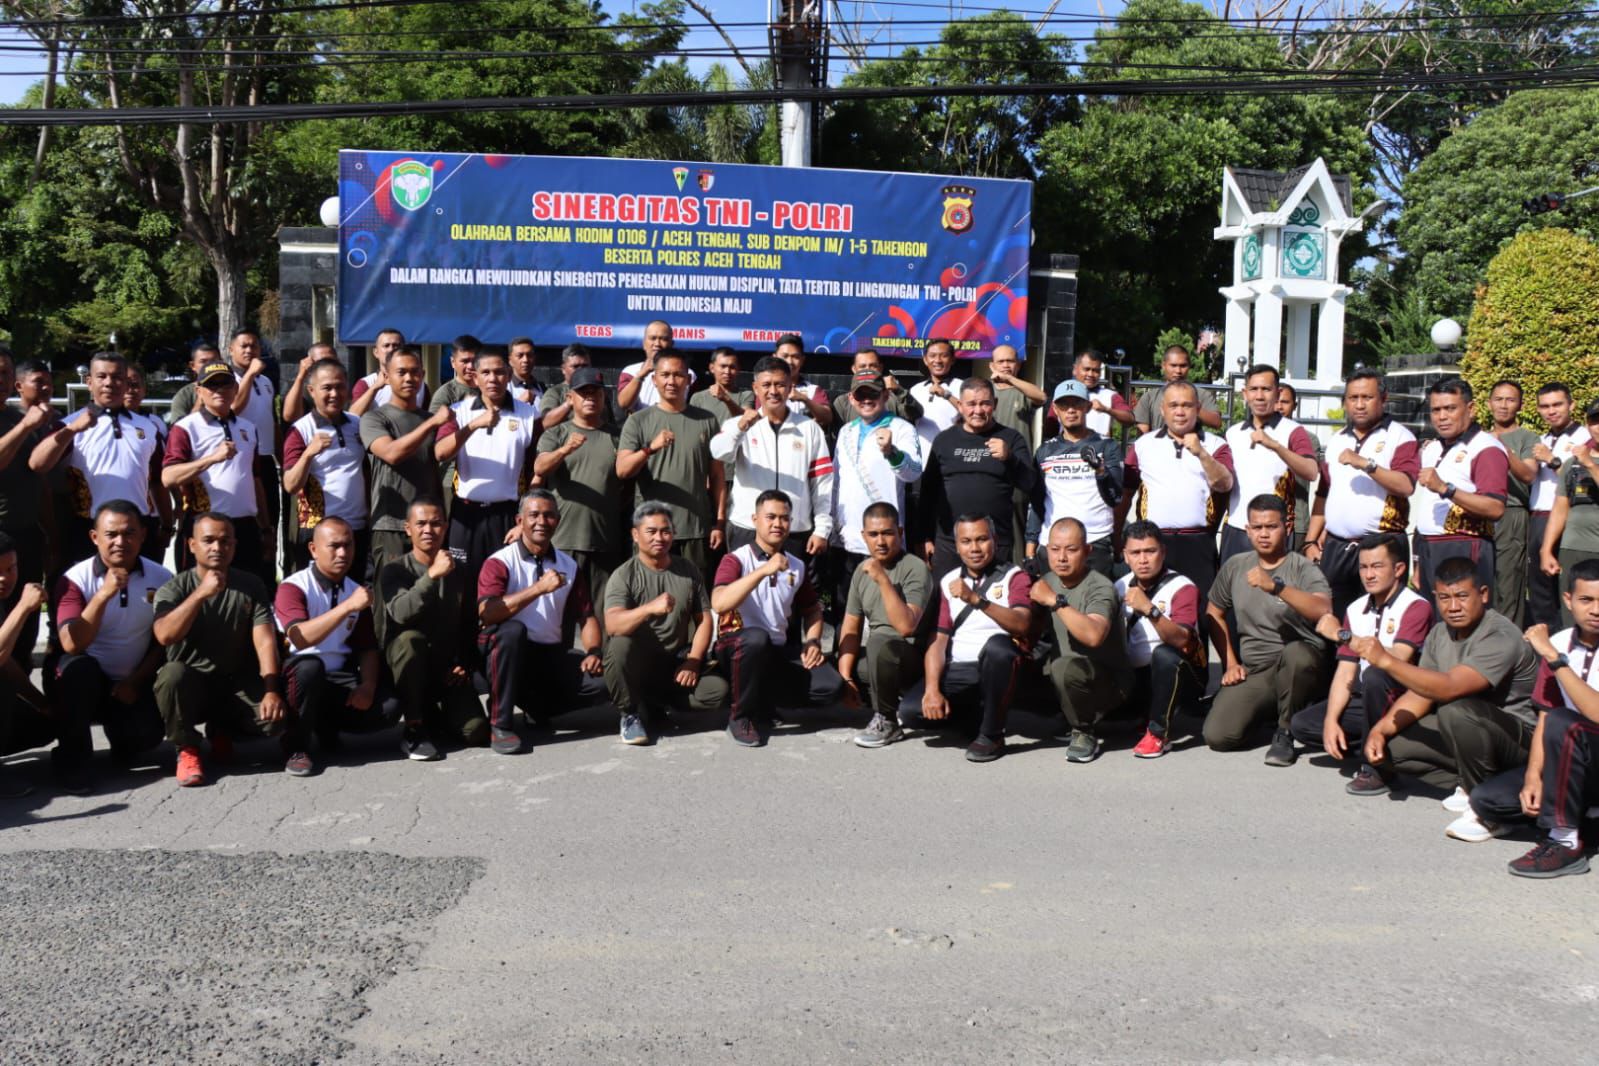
[770, 0, 828, 167]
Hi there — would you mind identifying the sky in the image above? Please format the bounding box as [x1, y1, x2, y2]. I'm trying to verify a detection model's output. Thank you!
[0, 0, 1127, 105]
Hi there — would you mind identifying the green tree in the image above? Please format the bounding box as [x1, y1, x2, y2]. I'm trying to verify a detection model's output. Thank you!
[821, 12, 1076, 180]
[1396, 87, 1599, 325]
[1034, 0, 1372, 361]
[1460, 227, 1599, 431]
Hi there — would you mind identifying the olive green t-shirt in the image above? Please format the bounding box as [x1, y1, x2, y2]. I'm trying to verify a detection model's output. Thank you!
[1041, 569, 1127, 669]
[617, 404, 719, 539]
[603, 554, 710, 653]
[843, 552, 931, 642]
[1561, 462, 1599, 552]
[1495, 427, 1538, 509]
[427, 377, 474, 414]
[539, 382, 573, 416]
[152, 567, 273, 674]
[537, 420, 623, 553]
[1209, 551, 1330, 670]
[993, 386, 1041, 438]
[1418, 608, 1539, 725]
[360, 404, 442, 533]
[691, 390, 753, 478]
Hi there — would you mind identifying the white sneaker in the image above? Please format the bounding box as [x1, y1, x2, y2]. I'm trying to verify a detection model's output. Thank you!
[1442, 786, 1471, 813]
[1446, 811, 1510, 843]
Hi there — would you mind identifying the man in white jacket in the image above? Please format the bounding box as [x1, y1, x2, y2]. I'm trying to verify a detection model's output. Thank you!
[829, 368, 923, 612]
[711, 356, 834, 562]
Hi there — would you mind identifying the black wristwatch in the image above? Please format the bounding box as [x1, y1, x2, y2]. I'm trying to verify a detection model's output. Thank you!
[1364, 459, 1378, 474]
[1336, 628, 1353, 644]
[1146, 605, 1164, 622]
[1270, 575, 1286, 596]
[1441, 483, 1458, 500]
[1054, 594, 1070, 611]
[1549, 457, 1564, 471]
[1550, 652, 1572, 671]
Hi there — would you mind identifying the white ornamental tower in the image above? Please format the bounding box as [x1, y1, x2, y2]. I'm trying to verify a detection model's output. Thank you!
[1214, 159, 1362, 386]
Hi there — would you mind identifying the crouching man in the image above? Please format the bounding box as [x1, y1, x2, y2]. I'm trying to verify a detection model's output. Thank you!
[1116, 521, 1205, 759]
[603, 501, 729, 744]
[712, 489, 844, 747]
[275, 517, 399, 773]
[897, 513, 1034, 763]
[477, 490, 607, 755]
[1032, 517, 1127, 764]
[837, 501, 931, 749]
[152, 513, 304, 786]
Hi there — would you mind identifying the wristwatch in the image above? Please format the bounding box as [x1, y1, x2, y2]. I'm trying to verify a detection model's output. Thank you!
[1550, 652, 1572, 671]
[1146, 605, 1164, 622]
[1441, 484, 1458, 500]
[1270, 575, 1286, 596]
[1336, 628, 1353, 644]
[1054, 594, 1070, 611]
[1364, 459, 1378, 474]
[1549, 457, 1563, 471]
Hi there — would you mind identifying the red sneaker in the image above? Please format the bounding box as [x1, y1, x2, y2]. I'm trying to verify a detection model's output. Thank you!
[176, 746, 206, 788]
[1132, 729, 1169, 759]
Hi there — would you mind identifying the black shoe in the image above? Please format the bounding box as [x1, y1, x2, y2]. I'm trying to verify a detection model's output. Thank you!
[491, 728, 524, 756]
[727, 716, 763, 747]
[1509, 838, 1590, 879]
[1263, 729, 1297, 767]
[54, 763, 93, 796]
[1345, 764, 1392, 796]
[401, 729, 441, 762]
[965, 735, 1006, 763]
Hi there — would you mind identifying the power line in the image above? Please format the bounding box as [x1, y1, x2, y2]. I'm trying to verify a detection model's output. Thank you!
[3, 63, 1595, 125]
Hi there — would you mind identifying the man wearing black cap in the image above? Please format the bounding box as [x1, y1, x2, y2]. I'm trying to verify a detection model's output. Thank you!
[162, 359, 273, 585]
[1029, 379, 1124, 578]
[534, 366, 626, 626]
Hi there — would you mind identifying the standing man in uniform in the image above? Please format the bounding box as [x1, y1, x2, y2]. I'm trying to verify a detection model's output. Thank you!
[282, 358, 368, 575]
[830, 349, 920, 430]
[349, 327, 416, 416]
[909, 338, 962, 458]
[711, 356, 834, 560]
[1219, 364, 1319, 565]
[603, 500, 728, 745]
[30, 352, 164, 564]
[617, 320, 687, 414]
[1304, 369, 1419, 616]
[988, 344, 1045, 563]
[1029, 380, 1123, 578]
[773, 334, 833, 428]
[1072, 348, 1134, 435]
[1487, 379, 1538, 625]
[616, 350, 725, 581]
[1134, 345, 1223, 434]
[538, 343, 594, 430]
[534, 367, 625, 630]
[428, 334, 482, 414]
[359, 346, 450, 572]
[162, 360, 272, 584]
[918, 378, 1037, 579]
[1526, 382, 1590, 628]
[1121, 381, 1234, 601]
[1411, 379, 1508, 605]
[506, 336, 543, 408]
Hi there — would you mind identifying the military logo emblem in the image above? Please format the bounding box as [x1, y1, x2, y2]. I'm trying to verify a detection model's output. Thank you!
[391, 159, 433, 212]
[697, 170, 715, 192]
[941, 185, 975, 234]
[672, 166, 689, 191]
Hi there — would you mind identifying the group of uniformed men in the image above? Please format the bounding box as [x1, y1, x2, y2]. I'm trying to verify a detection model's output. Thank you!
[1, 325, 1597, 881]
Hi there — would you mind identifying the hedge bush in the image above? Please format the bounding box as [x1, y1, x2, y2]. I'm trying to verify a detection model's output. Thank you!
[1461, 227, 1599, 432]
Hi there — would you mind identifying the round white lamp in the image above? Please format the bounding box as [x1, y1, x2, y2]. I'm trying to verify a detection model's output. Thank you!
[319, 196, 341, 228]
[1430, 317, 1462, 350]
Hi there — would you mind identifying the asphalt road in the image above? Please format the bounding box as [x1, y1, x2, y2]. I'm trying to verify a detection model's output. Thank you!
[1, 702, 1594, 1064]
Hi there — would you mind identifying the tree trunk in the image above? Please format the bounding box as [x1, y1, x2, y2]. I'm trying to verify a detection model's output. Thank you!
[212, 248, 247, 346]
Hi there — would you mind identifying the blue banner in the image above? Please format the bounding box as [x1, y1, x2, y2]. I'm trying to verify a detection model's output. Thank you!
[337, 150, 1033, 358]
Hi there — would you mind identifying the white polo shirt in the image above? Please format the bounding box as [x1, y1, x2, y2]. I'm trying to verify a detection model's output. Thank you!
[910, 377, 963, 454]
[1530, 423, 1593, 512]
[934, 563, 1031, 664]
[713, 544, 820, 646]
[233, 365, 277, 457]
[619, 361, 696, 412]
[440, 397, 539, 504]
[1336, 586, 1433, 679]
[1116, 569, 1201, 669]
[477, 541, 588, 645]
[274, 565, 373, 673]
[352, 371, 429, 409]
[1085, 385, 1130, 436]
[1535, 628, 1599, 711]
[1224, 413, 1318, 531]
[61, 408, 163, 518]
[1414, 425, 1509, 538]
[282, 412, 368, 530]
[164, 410, 260, 518]
[1318, 418, 1421, 540]
[1125, 428, 1235, 531]
[52, 555, 172, 680]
